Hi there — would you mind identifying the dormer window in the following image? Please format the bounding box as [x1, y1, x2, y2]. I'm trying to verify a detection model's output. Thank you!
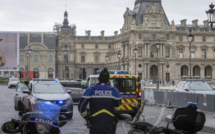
[151, 17, 157, 27]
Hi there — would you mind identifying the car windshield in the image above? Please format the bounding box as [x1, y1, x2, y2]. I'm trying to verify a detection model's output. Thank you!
[11, 78, 19, 81]
[34, 84, 66, 93]
[189, 82, 214, 91]
[60, 82, 81, 88]
[91, 78, 99, 87]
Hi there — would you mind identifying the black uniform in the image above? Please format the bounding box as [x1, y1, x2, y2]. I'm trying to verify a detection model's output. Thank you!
[78, 83, 121, 134]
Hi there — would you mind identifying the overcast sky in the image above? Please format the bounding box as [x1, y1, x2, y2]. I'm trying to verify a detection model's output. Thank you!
[0, 0, 213, 36]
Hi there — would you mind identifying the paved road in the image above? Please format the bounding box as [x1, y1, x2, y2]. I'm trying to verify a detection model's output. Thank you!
[0, 85, 210, 134]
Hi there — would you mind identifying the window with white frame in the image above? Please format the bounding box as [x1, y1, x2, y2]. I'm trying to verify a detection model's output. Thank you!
[166, 47, 170, 58]
[82, 44, 85, 49]
[151, 17, 157, 27]
[202, 49, 207, 59]
[138, 47, 142, 57]
[179, 36, 183, 41]
[34, 52, 38, 62]
[20, 52, 24, 62]
[202, 36, 206, 42]
[108, 44, 111, 49]
[138, 34, 142, 40]
[49, 52, 53, 62]
[95, 54, 99, 64]
[191, 48, 195, 58]
[179, 49, 183, 58]
[152, 34, 156, 40]
[81, 55, 85, 63]
[95, 44, 98, 49]
[166, 34, 170, 40]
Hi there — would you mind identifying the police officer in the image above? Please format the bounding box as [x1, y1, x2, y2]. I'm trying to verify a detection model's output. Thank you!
[78, 67, 121, 134]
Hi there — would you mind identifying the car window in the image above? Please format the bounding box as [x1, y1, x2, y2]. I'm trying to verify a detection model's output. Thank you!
[90, 78, 99, 87]
[109, 79, 121, 91]
[122, 79, 136, 92]
[16, 83, 29, 92]
[189, 82, 213, 91]
[60, 82, 81, 88]
[183, 83, 189, 90]
[34, 84, 66, 93]
[11, 78, 19, 81]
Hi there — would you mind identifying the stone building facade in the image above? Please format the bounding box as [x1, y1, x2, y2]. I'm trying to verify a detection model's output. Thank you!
[2, 0, 215, 82]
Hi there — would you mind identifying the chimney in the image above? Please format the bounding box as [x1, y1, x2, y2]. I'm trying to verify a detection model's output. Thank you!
[192, 19, 198, 27]
[87, 30, 91, 40]
[181, 19, 187, 27]
[101, 30, 104, 39]
[114, 31, 118, 36]
[203, 20, 209, 27]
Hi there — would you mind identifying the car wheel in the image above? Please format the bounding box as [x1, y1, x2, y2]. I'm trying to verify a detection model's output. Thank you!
[65, 113, 73, 120]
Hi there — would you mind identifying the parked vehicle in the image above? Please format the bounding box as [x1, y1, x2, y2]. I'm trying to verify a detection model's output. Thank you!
[14, 79, 73, 119]
[60, 81, 85, 103]
[127, 102, 206, 134]
[174, 80, 215, 95]
[86, 71, 141, 118]
[8, 78, 20, 88]
[2, 101, 67, 134]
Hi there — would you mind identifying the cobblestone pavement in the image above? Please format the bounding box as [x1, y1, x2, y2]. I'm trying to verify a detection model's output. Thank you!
[0, 85, 211, 134]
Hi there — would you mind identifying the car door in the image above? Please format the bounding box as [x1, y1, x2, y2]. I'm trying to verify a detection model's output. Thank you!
[14, 82, 30, 111]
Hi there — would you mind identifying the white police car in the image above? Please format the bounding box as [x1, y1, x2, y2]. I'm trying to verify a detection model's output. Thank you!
[14, 79, 73, 119]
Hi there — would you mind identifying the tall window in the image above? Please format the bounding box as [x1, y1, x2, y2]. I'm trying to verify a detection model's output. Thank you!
[95, 54, 99, 64]
[202, 49, 207, 59]
[82, 44, 85, 49]
[166, 47, 170, 58]
[179, 36, 183, 41]
[95, 44, 98, 49]
[138, 34, 142, 40]
[81, 55, 85, 63]
[20, 52, 24, 62]
[179, 49, 183, 58]
[34, 52, 38, 62]
[108, 44, 111, 49]
[64, 54, 68, 63]
[138, 47, 142, 57]
[202, 36, 206, 42]
[166, 34, 170, 40]
[152, 34, 156, 40]
[191, 48, 195, 58]
[151, 17, 157, 27]
[49, 52, 53, 62]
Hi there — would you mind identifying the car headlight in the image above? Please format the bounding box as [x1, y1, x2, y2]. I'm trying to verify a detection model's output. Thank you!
[56, 100, 66, 106]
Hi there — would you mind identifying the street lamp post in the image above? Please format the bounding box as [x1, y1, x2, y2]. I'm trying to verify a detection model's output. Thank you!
[187, 30, 194, 79]
[57, 51, 61, 79]
[44, 66, 47, 79]
[25, 51, 29, 80]
[133, 46, 138, 75]
[206, 3, 215, 30]
[156, 43, 160, 90]
[117, 50, 121, 70]
[126, 57, 129, 71]
[64, 48, 68, 80]
[27, 46, 31, 81]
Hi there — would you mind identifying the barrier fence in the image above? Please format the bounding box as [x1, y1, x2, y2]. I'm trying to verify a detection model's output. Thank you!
[142, 89, 215, 112]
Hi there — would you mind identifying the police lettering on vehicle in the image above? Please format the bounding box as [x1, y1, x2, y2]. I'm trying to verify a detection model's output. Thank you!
[95, 90, 112, 96]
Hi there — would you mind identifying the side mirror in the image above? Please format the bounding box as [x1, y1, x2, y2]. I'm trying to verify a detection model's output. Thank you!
[1, 121, 22, 133]
[67, 90, 71, 94]
[185, 89, 189, 92]
[22, 90, 31, 94]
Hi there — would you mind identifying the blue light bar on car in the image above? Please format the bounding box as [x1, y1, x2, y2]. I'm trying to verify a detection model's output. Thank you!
[32, 79, 55, 81]
[187, 102, 197, 108]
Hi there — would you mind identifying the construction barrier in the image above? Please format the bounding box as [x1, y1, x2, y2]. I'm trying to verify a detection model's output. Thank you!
[142, 88, 215, 112]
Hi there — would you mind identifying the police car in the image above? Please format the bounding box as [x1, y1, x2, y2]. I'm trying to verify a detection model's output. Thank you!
[86, 70, 141, 117]
[14, 79, 73, 119]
